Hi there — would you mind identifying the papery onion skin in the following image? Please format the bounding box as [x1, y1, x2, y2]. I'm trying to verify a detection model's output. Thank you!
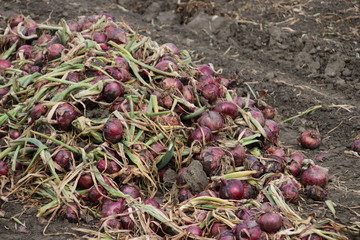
[257, 212, 283, 233]
[299, 130, 322, 149]
[300, 164, 329, 187]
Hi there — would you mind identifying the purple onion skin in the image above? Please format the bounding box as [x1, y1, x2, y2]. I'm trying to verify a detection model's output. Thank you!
[198, 65, 215, 76]
[257, 213, 283, 233]
[162, 43, 180, 55]
[93, 32, 107, 43]
[186, 226, 203, 237]
[0, 161, 9, 176]
[305, 185, 328, 201]
[230, 144, 246, 167]
[250, 110, 265, 126]
[47, 43, 64, 60]
[182, 85, 195, 103]
[200, 147, 224, 176]
[161, 78, 183, 91]
[233, 96, 255, 109]
[244, 156, 265, 178]
[351, 139, 360, 153]
[211, 222, 229, 236]
[286, 160, 301, 177]
[188, 127, 213, 145]
[219, 179, 244, 200]
[8, 14, 24, 28]
[280, 183, 299, 203]
[114, 57, 129, 71]
[264, 155, 285, 173]
[120, 208, 135, 230]
[77, 174, 94, 189]
[198, 111, 224, 131]
[0, 60, 11, 70]
[176, 167, 187, 185]
[242, 181, 258, 199]
[299, 130, 322, 149]
[87, 185, 106, 204]
[101, 198, 125, 217]
[96, 159, 120, 174]
[155, 60, 178, 72]
[213, 101, 239, 119]
[233, 220, 264, 240]
[66, 72, 82, 83]
[63, 203, 79, 223]
[178, 188, 193, 202]
[290, 152, 305, 165]
[236, 207, 258, 220]
[54, 149, 72, 169]
[103, 118, 123, 143]
[144, 198, 160, 208]
[201, 84, 220, 102]
[105, 25, 127, 44]
[300, 164, 329, 187]
[0, 87, 10, 98]
[54, 104, 79, 130]
[9, 129, 21, 139]
[217, 231, 236, 240]
[262, 105, 276, 119]
[102, 81, 124, 102]
[120, 185, 141, 199]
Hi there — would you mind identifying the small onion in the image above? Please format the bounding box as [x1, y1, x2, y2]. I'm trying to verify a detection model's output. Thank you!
[305, 185, 328, 201]
[120, 208, 135, 230]
[101, 198, 124, 217]
[29, 104, 47, 124]
[103, 118, 123, 143]
[350, 139, 360, 153]
[144, 198, 160, 208]
[54, 103, 79, 130]
[213, 101, 239, 119]
[178, 188, 193, 202]
[155, 60, 178, 72]
[161, 78, 183, 91]
[120, 185, 141, 199]
[0, 161, 9, 176]
[298, 130, 322, 149]
[257, 212, 283, 233]
[280, 182, 299, 203]
[197, 111, 224, 131]
[230, 144, 246, 167]
[186, 226, 203, 237]
[200, 147, 224, 176]
[300, 164, 329, 187]
[96, 159, 120, 174]
[105, 25, 127, 44]
[219, 179, 244, 200]
[201, 84, 220, 102]
[54, 149, 72, 169]
[233, 220, 263, 240]
[62, 203, 79, 223]
[47, 43, 64, 60]
[102, 81, 124, 102]
[188, 126, 213, 145]
[0, 60, 11, 70]
[77, 174, 94, 189]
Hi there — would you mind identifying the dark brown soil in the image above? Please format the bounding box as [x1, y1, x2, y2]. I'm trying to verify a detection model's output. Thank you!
[1, 0, 359, 239]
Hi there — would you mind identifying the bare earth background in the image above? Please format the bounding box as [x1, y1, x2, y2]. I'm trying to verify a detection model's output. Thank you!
[0, 0, 359, 239]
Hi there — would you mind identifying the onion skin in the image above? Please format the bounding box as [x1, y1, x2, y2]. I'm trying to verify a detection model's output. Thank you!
[213, 101, 239, 119]
[161, 78, 183, 91]
[54, 103, 79, 130]
[198, 111, 224, 131]
[300, 164, 329, 187]
[217, 231, 236, 240]
[176, 167, 187, 185]
[290, 152, 305, 165]
[351, 139, 360, 153]
[200, 147, 224, 176]
[155, 60, 178, 72]
[8, 14, 24, 28]
[102, 81, 124, 102]
[77, 174, 94, 189]
[144, 198, 160, 208]
[63, 203, 79, 223]
[186, 226, 203, 237]
[299, 130, 322, 149]
[54, 149, 72, 169]
[230, 144, 246, 167]
[0, 60, 11, 70]
[201, 84, 220, 102]
[188, 127, 213, 145]
[182, 85, 195, 103]
[103, 118, 123, 143]
[47, 43, 64, 60]
[87, 185, 106, 204]
[96, 159, 120, 174]
[101, 198, 125, 217]
[120, 208, 135, 230]
[280, 182, 299, 203]
[0, 161, 9, 176]
[257, 212, 283, 233]
[120, 185, 141, 199]
[219, 179, 244, 200]
[305, 185, 328, 201]
[9, 129, 21, 139]
[105, 25, 127, 44]
[233, 220, 263, 240]
[162, 43, 180, 55]
[242, 181, 258, 199]
[178, 188, 193, 202]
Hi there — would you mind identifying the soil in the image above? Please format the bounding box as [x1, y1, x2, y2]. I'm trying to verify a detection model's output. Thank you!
[0, 0, 360, 239]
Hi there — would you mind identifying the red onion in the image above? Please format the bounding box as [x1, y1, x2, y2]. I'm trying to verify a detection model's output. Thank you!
[96, 159, 120, 174]
[114, 57, 129, 71]
[201, 84, 220, 102]
[280, 182, 299, 203]
[266, 147, 285, 158]
[29, 103, 47, 124]
[211, 223, 229, 236]
[17, 45, 33, 59]
[219, 179, 244, 200]
[233, 220, 263, 240]
[66, 72, 82, 83]
[105, 25, 127, 44]
[100, 13, 116, 21]
[299, 130, 322, 149]
[188, 126, 213, 145]
[286, 160, 301, 177]
[87, 185, 106, 204]
[155, 60, 178, 72]
[0, 87, 10, 99]
[23, 18, 37, 36]
[244, 156, 264, 178]
[351, 139, 360, 153]
[257, 212, 283, 233]
[300, 164, 329, 187]
[230, 144, 246, 167]
[9, 129, 21, 139]
[182, 85, 195, 103]
[217, 231, 235, 240]
[305, 185, 328, 201]
[242, 181, 258, 199]
[200, 147, 224, 176]
[213, 101, 239, 119]
[161, 78, 183, 91]
[178, 188, 193, 202]
[0, 161, 9, 176]
[159, 113, 181, 126]
[250, 110, 265, 126]
[186, 226, 203, 237]
[77, 174, 94, 189]
[102, 81, 124, 102]
[144, 198, 160, 208]
[47, 43, 64, 60]
[290, 152, 305, 165]
[215, 77, 232, 88]
[264, 155, 284, 173]
[198, 111, 224, 131]
[93, 32, 107, 43]
[37, 33, 52, 45]
[233, 96, 255, 109]
[176, 167, 187, 185]
[54, 149, 72, 169]
[120, 208, 135, 230]
[103, 118, 123, 143]
[261, 104, 276, 119]
[63, 203, 79, 222]
[150, 142, 166, 157]
[236, 206, 258, 220]
[197, 65, 215, 76]
[101, 198, 125, 217]
[162, 43, 180, 55]
[120, 185, 141, 199]
[0, 60, 11, 70]
[8, 14, 24, 27]
[54, 103, 79, 130]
